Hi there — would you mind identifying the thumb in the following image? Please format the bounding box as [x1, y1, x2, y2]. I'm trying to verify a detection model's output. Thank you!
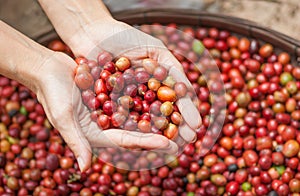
[169, 65, 202, 130]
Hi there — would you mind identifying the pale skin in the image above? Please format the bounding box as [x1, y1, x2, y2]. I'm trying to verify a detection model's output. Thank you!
[0, 0, 201, 171]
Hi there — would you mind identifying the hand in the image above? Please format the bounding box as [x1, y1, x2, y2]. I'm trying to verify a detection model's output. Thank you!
[68, 19, 202, 147]
[37, 0, 202, 170]
[34, 51, 178, 171]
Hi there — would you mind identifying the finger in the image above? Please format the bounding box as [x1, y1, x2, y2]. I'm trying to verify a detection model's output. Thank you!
[58, 121, 92, 172]
[157, 49, 185, 72]
[39, 97, 92, 172]
[168, 66, 202, 129]
[151, 140, 178, 155]
[88, 129, 178, 154]
[176, 96, 202, 129]
[178, 123, 197, 143]
[169, 66, 194, 93]
[117, 51, 148, 68]
[175, 136, 187, 147]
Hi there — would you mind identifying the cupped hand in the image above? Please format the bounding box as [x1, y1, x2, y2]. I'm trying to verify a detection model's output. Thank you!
[35, 51, 178, 171]
[67, 19, 202, 147]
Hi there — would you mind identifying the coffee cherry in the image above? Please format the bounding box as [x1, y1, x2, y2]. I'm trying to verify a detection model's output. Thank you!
[174, 82, 187, 98]
[153, 66, 168, 81]
[163, 123, 178, 140]
[97, 114, 111, 129]
[94, 79, 107, 94]
[160, 101, 174, 116]
[138, 120, 151, 133]
[259, 44, 273, 58]
[111, 112, 127, 127]
[75, 63, 90, 75]
[143, 58, 159, 74]
[283, 140, 299, 158]
[157, 86, 177, 102]
[170, 112, 183, 125]
[226, 181, 239, 196]
[75, 72, 94, 90]
[118, 96, 134, 109]
[148, 78, 161, 91]
[153, 117, 169, 130]
[98, 51, 113, 66]
[115, 57, 130, 71]
[135, 71, 151, 84]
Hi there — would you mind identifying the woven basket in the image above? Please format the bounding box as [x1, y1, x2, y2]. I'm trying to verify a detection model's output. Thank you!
[37, 8, 300, 65]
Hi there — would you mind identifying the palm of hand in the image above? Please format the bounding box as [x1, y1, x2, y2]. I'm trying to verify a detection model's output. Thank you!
[81, 21, 202, 144]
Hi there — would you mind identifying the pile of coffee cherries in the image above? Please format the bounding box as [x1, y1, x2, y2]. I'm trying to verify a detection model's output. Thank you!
[0, 22, 300, 196]
[74, 53, 189, 140]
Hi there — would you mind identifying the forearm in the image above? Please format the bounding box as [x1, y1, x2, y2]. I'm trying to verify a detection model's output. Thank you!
[0, 20, 51, 92]
[38, 0, 115, 55]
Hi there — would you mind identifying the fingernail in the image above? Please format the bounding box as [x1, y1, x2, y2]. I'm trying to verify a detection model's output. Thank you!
[191, 135, 197, 143]
[166, 142, 178, 155]
[77, 157, 85, 172]
[163, 144, 171, 152]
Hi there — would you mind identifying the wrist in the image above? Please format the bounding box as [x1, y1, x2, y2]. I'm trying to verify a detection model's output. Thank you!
[0, 21, 55, 93]
[17, 49, 56, 94]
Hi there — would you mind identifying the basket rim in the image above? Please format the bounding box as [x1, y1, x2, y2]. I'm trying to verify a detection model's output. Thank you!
[113, 8, 300, 45]
[36, 8, 300, 62]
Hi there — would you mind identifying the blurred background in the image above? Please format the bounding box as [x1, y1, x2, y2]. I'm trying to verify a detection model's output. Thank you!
[0, 0, 299, 41]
